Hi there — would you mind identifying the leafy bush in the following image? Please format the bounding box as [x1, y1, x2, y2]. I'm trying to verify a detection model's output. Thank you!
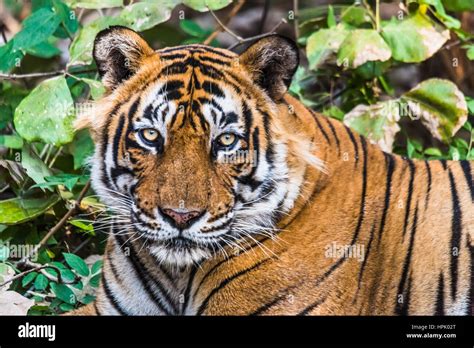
[0, 0, 472, 315]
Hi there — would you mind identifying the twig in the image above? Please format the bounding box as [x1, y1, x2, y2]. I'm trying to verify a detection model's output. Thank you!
[259, 0, 270, 34]
[0, 70, 66, 80]
[227, 18, 287, 50]
[0, 68, 97, 80]
[0, 263, 62, 289]
[203, 0, 245, 45]
[18, 180, 91, 266]
[293, 0, 299, 39]
[208, 7, 244, 42]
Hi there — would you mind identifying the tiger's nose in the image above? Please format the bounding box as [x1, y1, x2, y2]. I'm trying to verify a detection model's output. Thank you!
[160, 208, 204, 228]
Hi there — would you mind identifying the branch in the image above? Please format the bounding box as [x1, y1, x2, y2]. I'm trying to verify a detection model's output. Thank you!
[227, 18, 287, 50]
[203, 0, 245, 45]
[0, 263, 62, 289]
[18, 180, 91, 266]
[0, 68, 97, 80]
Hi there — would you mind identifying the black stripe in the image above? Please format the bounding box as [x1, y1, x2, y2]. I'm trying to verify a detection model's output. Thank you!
[402, 160, 416, 238]
[356, 222, 377, 293]
[448, 169, 462, 301]
[434, 273, 445, 315]
[250, 293, 288, 316]
[192, 236, 271, 299]
[198, 55, 231, 66]
[114, 234, 173, 315]
[182, 266, 198, 314]
[424, 160, 432, 211]
[440, 159, 447, 170]
[350, 136, 368, 245]
[93, 301, 101, 315]
[316, 137, 368, 288]
[395, 204, 419, 315]
[468, 238, 474, 315]
[460, 161, 474, 202]
[377, 153, 395, 246]
[323, 117, 340, 153]
[101, 273, 128, 315]
[344, 125, 359, 166]
[297, 295, 328, 316]
[313, 115, 330, 144]
[196, 258, 271, 315]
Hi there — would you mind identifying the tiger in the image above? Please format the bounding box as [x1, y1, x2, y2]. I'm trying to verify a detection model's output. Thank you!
[71, 25, 474, 316]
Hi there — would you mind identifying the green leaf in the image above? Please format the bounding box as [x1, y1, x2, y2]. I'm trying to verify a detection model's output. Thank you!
[337, 29, 391, 69]
[68, 16, 124, 66]
[14, 76, 75, 146]
[50, 283, 76, 304]
[424, 147, 443, 157]
[89, 274, 101, 288]
[0, 244, 10, 261]
[13, 8, 61, 50]
[91, 260, 103, 275]
[80, 78, 105, 100]
[465, 45, 474, 60]
[381, 13, 449, 63]
[34, 274, 49, 290]
[49, 262, 76, 283]
[25, 40, 61, 59]
[59, 303, 75, 311]
[180, 19, 206, 37]
[327, 5, 336, 28]
[306, 25, 349, 70]
[119, 2, 173, 32]
[0, 134, 23, 149]
[69, 219, 94, 233]
[67, 129, 95, 169]
[63, 253, 89, 277]
[65, 0, 123, 9]
[32, 173, 86, 191]
[53, 0, 79, 36]
[22, 272, 38, 287]
[401, 78, 468, 142]
[80, 294, 95, 304]
[442, 0, 474, 11]
[0, 194, 60, 225]
[0, 41, 24, 73]
[344, 100, 401, 152]
[182, 0, 232, 12]
[419, 0, 461, 29]
[21, 145, 52, 185]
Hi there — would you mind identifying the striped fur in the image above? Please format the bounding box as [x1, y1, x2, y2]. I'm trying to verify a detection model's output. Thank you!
[72, 27, 474, 315]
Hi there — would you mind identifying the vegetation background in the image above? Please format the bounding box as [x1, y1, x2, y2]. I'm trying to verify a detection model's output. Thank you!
[0, 0, 472, 315]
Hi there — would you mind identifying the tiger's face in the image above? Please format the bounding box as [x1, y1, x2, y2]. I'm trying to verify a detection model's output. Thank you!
[86, 26, 304, 267]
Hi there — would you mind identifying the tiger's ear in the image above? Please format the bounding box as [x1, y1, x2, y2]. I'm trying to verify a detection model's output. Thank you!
[239, 35, 299, 100]
[93, 26, 155, 90]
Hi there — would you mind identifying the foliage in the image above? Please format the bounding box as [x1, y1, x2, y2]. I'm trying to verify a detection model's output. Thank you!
[294, 0, 474, 159]
[0, 0, 473, 315]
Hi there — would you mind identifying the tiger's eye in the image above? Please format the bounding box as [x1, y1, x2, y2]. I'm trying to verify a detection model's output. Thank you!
[139, 128, 159, 143]
[217, 133, 237, 147]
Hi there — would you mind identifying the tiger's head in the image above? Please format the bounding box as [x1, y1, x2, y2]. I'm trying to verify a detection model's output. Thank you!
[79, 26, 324, 267]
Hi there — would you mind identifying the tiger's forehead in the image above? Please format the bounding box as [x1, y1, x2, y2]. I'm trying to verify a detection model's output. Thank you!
[127, 45, 245, 136]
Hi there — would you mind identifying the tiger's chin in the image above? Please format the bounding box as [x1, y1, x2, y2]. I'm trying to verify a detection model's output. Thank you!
[148, 238, 213, 268]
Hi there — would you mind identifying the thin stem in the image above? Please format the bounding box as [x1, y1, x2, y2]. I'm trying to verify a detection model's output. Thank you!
[18, 180, 91, 266]
[227, 18, 287, 50]
[293, 0, 299, 39]
[208, 7, 243, 42]
[203, 0, 245, 45]
[0, 68, 96, 81]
